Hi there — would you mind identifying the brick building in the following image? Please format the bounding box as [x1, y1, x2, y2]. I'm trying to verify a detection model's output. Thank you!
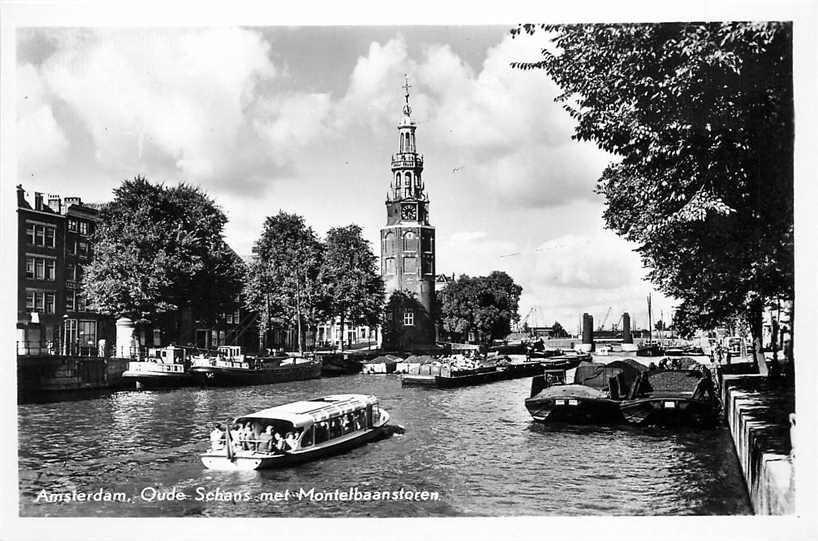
[16, 185, 113, 355]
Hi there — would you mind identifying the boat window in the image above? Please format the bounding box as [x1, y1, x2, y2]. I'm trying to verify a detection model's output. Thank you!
[314, 422, 329, 444]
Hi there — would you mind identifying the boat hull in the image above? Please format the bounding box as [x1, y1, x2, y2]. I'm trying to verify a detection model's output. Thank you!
[402, 362, 543, 388]
[201, 424, 391, 471]
[120, 372, 192, 390]
[525, 394, 624, 424]
[619, 397, 720, 427]
[190, 362, 321, 387]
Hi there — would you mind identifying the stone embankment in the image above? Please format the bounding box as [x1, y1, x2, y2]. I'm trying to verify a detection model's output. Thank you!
[718, 357, 795, 514]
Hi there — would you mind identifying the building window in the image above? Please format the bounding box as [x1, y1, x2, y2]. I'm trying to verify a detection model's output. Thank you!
[384, 257, 395, 275]
[46, 259, 55, 281]
[26, 290, 35, 310]
[45, 293, 55, 314]
[403, 309, 415, 327]
[403, 256, 417, 273]
[403, 231, 418, 252]
[68, 219, 78, 232]
[383, 231, 395, 254]
[76, 293, 87, 312]
[70, 241, 77, 255]
[26, 222, 56, 248]
[66, 290, 76, 311]
[78, 320, 97, 349]
[78, 241, 89, 257]
[25, 257, 34, 279]
[66, 264, 76, 281]
[79, 221, 89, 235]
[153, 328, 161, 346]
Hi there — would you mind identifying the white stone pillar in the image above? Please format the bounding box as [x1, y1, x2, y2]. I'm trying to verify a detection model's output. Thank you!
[115, 317, 135, 358]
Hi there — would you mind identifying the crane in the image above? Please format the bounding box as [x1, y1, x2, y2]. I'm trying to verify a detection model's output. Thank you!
[598, 306, 612, 331]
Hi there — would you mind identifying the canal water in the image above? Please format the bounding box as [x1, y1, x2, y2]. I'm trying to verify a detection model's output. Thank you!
[18, 374, 751, 517]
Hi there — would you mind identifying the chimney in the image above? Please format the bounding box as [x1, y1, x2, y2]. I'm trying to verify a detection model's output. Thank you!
[34, 192, 43, 211]
[64, 196, 82, 209]
[47, 194, 62, 214]
[16, 185, 26, 207]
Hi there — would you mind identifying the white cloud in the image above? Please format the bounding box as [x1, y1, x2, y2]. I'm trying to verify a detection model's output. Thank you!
[30, 28, 277, 186]
[16, 63, 69, 173]
[450, 231, 487, 242]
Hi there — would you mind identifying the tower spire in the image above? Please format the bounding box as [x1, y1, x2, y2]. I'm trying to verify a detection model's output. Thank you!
[402, 74, 412, 117]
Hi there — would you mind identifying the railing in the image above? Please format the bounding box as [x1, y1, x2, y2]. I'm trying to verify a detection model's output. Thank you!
[17, 340, 99, 357]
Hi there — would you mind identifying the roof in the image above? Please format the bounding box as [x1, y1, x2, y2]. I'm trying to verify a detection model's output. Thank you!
[236, 394, 379, 427]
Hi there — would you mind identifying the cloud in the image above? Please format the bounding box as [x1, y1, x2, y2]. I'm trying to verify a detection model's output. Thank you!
[450, 231, 487, 242]
[16, 63, 69, 173]
[23, 28, 280, 190]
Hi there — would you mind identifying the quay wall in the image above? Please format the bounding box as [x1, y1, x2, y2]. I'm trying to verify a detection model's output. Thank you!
[720, 368, 795, 515]
[17, 355, 130, 398]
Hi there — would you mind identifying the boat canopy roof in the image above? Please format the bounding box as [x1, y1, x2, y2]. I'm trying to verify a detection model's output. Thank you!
[236, 394, 379, 428]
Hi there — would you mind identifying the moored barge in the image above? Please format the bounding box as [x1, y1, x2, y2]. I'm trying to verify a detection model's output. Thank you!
[190, 346, 321, 387]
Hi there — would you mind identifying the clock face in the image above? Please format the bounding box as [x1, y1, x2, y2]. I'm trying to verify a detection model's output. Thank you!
[401, 204, 417, 221]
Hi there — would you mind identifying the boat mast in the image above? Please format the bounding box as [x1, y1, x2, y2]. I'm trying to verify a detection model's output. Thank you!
[647, 293, 653, 344]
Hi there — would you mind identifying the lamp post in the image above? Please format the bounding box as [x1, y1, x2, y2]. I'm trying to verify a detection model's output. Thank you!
[62, 314, 69, 356]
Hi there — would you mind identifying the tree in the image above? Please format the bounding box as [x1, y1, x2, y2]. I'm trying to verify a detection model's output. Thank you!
[551, 321, 569, 338]
[83, 176, 243, 328]
[438, 271, 522, 344]
[319, 224, 385, 352]
[655, 320, 666, 332]
[244, 212, 324, 355]
[511, 23, 793, 348]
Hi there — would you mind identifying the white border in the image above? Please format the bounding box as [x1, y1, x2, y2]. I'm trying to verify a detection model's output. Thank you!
[1, 1, 816, 540]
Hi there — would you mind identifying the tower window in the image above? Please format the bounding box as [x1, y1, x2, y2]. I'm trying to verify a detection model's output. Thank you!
[403, 231, 418, 252]
[384, 257, 395, 275]
[403, 309, 415, 327]
[383, 232, 395, 253]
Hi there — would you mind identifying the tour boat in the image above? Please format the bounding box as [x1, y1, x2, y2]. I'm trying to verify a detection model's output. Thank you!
[525, 359, 647, 424]
[120, 346, 192, 390]
[619, 366, 720, 427]
[189, 346, 321, 387]
[201, 394, 394, 470]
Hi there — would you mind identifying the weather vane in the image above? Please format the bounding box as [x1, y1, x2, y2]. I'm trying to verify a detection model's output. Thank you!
[402, 74, 412, 116]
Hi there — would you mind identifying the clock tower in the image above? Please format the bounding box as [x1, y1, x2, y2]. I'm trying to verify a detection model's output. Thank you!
[380, 76, 436, 349]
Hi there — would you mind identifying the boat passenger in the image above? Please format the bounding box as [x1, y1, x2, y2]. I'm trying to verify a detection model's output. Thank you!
[256, 426, 273, 453]
[231, 424, 243, 453]
[273, 433, 286, 452]
[284, 432, 298, 450]
[210, 423, 225, 451]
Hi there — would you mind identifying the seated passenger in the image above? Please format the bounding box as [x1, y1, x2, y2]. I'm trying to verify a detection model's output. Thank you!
[210, 423, 225, 450]
[284, 431, 298, 450]
[273, 432, 286, 453]
[256, 426, 273, 453]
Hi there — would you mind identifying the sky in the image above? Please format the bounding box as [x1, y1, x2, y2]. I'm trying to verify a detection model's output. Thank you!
[15, 25, 677, 333]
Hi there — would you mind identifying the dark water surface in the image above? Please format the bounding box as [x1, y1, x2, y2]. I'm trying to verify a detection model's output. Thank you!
[18, 375, 751, 516]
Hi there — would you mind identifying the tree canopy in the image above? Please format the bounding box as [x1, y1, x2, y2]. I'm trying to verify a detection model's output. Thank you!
[438, 271, 522, 343]
[243, 212, 324, 354]
[83, 176, 243, 321]
[320, 224, 385, 351]
[512, 23, 793, 339]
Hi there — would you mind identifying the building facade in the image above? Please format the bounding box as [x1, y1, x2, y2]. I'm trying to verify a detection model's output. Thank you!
[16, 185, 113, 355]
[380, 78, 436, 350]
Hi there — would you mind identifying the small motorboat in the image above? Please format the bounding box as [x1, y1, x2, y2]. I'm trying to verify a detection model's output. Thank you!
[120, 346, 192, 390]
[619, 364, 720, 427]
[525, 359, 646, 424]
[201, 394, 395, 470]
